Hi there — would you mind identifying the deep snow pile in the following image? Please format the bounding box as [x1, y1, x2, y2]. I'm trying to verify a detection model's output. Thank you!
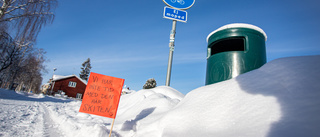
[0, 55, 320, 137]
[155, 55, 320, 137]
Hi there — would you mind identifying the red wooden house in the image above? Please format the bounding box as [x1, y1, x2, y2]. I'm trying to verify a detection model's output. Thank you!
[50, 75, 87, 99]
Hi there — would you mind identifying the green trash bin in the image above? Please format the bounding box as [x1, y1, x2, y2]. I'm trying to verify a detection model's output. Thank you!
[206, 23, 267, 85]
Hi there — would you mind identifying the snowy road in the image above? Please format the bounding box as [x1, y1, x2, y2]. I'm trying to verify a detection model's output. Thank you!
[39, 102, 63, 137]
[0, 91, 66, 137]
[0, 99, 39, 136]
[0, 86, 183, 137]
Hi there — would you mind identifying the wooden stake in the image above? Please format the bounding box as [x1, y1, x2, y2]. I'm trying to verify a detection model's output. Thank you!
[109, 119, 115, 137]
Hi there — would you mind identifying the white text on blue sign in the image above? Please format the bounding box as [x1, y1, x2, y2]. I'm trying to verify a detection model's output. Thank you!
[163, 6, 187, 23]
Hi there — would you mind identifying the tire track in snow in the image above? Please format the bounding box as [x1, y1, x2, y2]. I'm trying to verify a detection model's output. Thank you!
[39, 103, 63, 137]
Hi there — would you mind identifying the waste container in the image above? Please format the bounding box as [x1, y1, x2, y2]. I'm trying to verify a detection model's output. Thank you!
[206, 23, 267, 85]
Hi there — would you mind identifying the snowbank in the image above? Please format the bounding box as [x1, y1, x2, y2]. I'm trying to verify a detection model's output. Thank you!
[155, 55, 320, 137]
[114, 86, 185, 136]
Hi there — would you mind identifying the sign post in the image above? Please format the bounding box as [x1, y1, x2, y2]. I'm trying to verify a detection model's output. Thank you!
[166, 20, 177, 86]
[79, 72, 125, 137]
[163, 0, 195, 86]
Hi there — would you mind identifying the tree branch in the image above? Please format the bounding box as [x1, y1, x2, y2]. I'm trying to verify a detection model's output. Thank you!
[0, 11, 54, 22]
[4, 3, 28, 15]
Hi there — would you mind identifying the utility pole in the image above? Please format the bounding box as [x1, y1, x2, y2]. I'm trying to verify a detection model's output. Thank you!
[50, 68, 57, 95]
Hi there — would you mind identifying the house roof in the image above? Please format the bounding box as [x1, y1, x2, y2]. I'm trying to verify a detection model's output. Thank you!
[52, 74, 87, 85]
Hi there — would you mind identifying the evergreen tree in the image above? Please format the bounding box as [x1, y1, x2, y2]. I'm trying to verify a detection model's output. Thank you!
[79, 58, 91, 81]
[143, 78, 157, 89]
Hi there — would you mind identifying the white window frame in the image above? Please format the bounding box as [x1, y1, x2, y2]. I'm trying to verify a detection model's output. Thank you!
[76, 93, 82, 99]
[68, 81, 77, 88]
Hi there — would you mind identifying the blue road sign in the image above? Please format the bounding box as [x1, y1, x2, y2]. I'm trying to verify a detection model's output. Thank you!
[163, 0, 195, 10]
[163, 6, 187, 23]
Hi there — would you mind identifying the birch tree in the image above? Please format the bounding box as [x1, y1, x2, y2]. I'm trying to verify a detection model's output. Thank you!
[0, 0, 58, 42]
[0, 0, 56, 91]
[1, 47, 47, 92]
[16, 50, 46, 92]
[0, 0, 56, 73]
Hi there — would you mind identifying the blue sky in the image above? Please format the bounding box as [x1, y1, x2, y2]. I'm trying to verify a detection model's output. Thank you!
[37, 0, 320, 94]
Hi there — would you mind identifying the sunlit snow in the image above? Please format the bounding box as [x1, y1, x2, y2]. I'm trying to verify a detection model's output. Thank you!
[1, 55, 320, 137]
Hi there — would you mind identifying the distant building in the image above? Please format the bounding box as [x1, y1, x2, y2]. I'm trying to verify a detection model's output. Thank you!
[41, 82, 51, 94]
[49, 75, 87, 99]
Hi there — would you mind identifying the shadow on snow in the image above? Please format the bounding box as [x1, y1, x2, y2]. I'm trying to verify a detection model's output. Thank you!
[235, 55, 320, 137]
[121, 107, 156, 131]
[0, 88, 72, 103]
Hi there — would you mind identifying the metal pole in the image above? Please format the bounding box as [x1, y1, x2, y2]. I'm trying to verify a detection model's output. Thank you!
[50, 68, 57, 94]
[166, 20, 177, 86]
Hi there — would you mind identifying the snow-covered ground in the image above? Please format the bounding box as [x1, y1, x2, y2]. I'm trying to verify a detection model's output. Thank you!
[1, 55, 320, 137]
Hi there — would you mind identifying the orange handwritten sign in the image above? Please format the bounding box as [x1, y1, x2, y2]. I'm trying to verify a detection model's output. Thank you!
[79, 72, 124, 118]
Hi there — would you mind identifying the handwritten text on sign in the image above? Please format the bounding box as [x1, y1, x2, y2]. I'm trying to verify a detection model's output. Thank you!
[79, 72, 124, 118]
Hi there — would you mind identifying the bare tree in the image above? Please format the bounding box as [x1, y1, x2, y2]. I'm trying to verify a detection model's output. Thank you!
[0, 30, 18, 72]
[0, 0, 58, 42]
[2, 47, 47, 92]
[0, 0, 56, 92]
[17, 53, 43, 92]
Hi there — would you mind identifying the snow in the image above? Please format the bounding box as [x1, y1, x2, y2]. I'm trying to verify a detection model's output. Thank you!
[1, 55, 320, 137]
[52, 74, 87, 85]
[206, 23, 268, 42]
